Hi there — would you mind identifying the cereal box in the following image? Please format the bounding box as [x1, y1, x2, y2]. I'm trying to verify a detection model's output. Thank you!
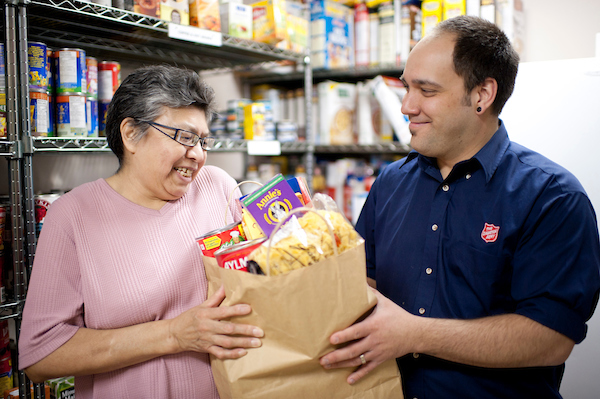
[251, 0, 286, 45]
[317, 80, 356, 145]
[310, 0, 352, 70]
[190, 0, 221, 31]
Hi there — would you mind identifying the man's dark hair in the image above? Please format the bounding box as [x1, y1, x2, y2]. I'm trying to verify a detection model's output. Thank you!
[433, 16, 520, 115]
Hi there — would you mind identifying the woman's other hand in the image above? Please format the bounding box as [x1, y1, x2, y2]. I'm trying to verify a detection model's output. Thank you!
[167, 285, 264, 359]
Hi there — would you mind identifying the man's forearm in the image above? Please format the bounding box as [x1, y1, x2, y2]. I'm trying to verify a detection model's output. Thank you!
[414, 313, 575, 368]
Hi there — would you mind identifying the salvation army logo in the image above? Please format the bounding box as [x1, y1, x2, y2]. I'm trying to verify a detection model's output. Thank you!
[481, 223, 500, 243]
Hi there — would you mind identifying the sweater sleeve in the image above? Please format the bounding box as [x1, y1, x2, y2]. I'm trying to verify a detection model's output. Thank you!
[18, 195, 83, 369]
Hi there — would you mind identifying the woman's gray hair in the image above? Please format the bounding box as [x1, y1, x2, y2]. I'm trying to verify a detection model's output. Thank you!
[105, 64, 217, 164]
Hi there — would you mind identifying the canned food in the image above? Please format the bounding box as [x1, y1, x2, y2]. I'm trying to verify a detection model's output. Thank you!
[0, 93, 5, 138]
[86, 56, 98, 98]
[46, 47, 54, 94]
[86, 96, 98, 137]
[47, 91, 54, 136]
[92, 0, 112, 5]
[56, 93, 87, 137]
[214, 238, 267, 272]
[30, 89, 50, 136]
[0, 43, 5, 93]
[98, 61, 121, 101]
[196, 222, 247, 258]
[35, 193, 61, 237]
[28, 41, 48, 90]
[98, 100, 110, 137]
[54, 48, 87, 94]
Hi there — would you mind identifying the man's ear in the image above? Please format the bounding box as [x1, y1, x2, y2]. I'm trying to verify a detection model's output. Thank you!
[475, 77, 498, 114]
[120, 118, 139, 154]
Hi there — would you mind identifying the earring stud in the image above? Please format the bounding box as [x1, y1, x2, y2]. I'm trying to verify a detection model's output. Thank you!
[477, 107, 482, 112]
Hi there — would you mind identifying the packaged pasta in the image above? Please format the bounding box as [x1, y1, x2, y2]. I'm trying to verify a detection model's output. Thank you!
[247, 193, 363, 276]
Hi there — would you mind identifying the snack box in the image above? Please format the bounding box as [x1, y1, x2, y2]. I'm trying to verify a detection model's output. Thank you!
[215, 238, 267, 272]
[241, 173, 304, 236]
[310, 0, 352, 70]
[221, 2, 253, 39]
[443, 0, 466, 20]
[189, 0, 221, 31]
[317, 80, 356, 145]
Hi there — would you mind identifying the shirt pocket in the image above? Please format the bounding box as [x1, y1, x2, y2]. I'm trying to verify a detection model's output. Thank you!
[440, 239, 513, 318]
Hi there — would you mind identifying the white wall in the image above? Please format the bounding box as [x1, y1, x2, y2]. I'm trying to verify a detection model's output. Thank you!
[519, 0, 600, 62]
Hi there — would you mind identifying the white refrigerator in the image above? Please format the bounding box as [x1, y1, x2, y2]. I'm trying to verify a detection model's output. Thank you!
[501, 57, 600, 398]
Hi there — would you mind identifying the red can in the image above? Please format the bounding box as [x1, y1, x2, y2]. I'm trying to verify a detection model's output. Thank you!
[98, 61, 121, 101]
[196, 222, 246, 258]
[215, 238, 267, 272]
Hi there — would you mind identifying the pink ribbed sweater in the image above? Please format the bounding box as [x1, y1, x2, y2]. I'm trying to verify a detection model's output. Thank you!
[19, 165, 242, 398]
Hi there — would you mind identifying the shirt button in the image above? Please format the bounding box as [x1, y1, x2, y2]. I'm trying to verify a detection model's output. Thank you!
[413, 353, 420, 358]
[431, 224, 438, 231]
[426, 267, 433, 275]
[419, 307, 425, 314]
[442, 184, 449, 191]
[466, 174, 472, 179]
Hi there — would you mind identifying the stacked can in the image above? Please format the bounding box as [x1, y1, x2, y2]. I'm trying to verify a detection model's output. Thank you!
[54, 48, 87, 137]
[226, 99, 251, 140]
[0, 43, 6, 138]
[27, 42, 52, 137]
[98, 61, 121, 136]
[86, 57, 99, 137]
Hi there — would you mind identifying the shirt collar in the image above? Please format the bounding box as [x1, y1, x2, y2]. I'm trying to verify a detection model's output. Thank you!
[402, 120, 510, 184]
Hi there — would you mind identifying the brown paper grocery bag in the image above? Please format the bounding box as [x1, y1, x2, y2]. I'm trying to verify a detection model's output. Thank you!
[203, 243, 404, 399]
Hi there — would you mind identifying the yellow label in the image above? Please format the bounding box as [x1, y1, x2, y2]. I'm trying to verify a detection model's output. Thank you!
[203, 236, 222, 250]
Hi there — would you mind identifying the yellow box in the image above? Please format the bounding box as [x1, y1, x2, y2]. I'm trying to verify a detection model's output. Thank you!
[244, 102, 266, 140]
[251, 0, 287, 44]
[189, 0, 221, 31]
[443, 0, 465, 20]
[421, 0, 442, 37]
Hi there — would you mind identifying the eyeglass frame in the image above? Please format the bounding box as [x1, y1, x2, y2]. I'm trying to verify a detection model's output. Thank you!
[137, 119, 216, 150]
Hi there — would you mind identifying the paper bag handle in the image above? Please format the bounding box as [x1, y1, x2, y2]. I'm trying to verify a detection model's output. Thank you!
[224, 180, 263, 225]
[265, 207, 338, 276]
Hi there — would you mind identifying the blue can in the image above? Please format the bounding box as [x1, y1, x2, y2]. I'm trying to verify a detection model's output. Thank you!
[99, 100, 110, 137]
[86, 96, 98, 137]
[54, 48, 87, 94]
[28, 42, 48, 90]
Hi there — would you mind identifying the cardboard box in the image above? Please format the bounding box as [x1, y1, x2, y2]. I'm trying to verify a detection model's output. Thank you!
[189, 0, 221, 31]
[221, 2, 253, 39]
[160, 0, 189, 25]
[421, 0, 442, 37]
[310, 0, 352, 69]
[443, 0, 466, 20]
[317, 80, 356, 145]
[134, 0, 159, 18]
[378, 1, 395, 65]
[251, 0, 286, 45]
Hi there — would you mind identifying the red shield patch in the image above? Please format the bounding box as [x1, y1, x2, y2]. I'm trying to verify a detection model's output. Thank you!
[481, 223, 500, 243]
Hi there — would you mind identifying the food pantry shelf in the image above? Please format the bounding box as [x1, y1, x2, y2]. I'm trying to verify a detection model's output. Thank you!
[27, 0, 302, 70]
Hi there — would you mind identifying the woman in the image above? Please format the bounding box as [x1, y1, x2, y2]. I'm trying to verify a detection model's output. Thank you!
[19, 65, 263, 398]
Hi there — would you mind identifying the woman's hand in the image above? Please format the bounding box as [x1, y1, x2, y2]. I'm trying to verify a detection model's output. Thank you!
[167, 285, 264, 359]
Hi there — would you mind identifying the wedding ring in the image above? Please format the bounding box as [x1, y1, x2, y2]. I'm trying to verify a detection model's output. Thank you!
[359, 354, 367, 365]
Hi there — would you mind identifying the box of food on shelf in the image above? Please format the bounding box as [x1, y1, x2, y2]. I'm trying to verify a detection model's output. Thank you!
[317, 80, 356, 145]
[221, 2, 253, 39]
[310, 0, 352, 69]
[189, 0, 221, 31]
[251, 0, 286, 45]
[160, 0, 190, 25]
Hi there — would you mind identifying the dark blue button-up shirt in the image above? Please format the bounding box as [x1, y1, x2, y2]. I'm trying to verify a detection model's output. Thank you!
[356, 122, 600, 399]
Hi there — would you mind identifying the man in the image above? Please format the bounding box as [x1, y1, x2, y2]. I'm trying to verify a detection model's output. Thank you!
[320, 16, 600, 398]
